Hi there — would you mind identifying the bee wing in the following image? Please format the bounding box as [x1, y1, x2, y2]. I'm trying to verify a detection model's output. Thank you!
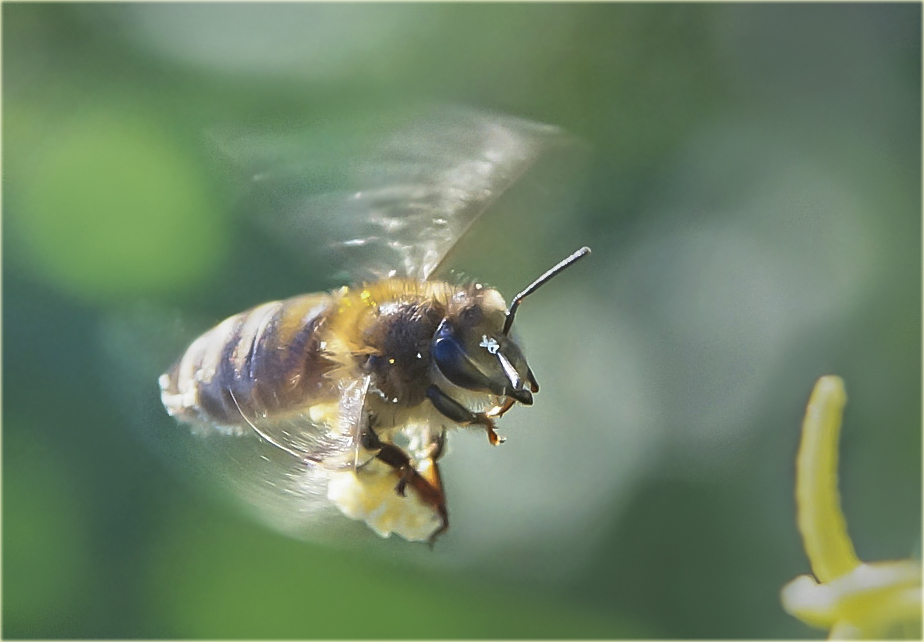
[181, 374, 376, 541]
[217, 373, 372, 473]
[99, 305, 376, 543]
[209, 107, 569, 283]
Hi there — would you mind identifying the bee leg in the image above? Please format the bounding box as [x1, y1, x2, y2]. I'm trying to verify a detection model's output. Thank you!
[421, 459, 448, 545]
[428, 428, 447, 461]
[426, 385, 505, 446]
[391, 457, 416, 498]
[374, 443, 419, 498]
[360, 427, 448, 538]
[393, 430, 446, 495]
[360, 425, 442, 502]
[377, 441, 449, 539]
[359, 421, 449, 537]
[428, 499, 449, 548]
[395, 472, 411, 497]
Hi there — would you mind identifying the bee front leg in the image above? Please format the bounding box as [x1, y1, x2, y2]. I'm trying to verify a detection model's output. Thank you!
[426, 385, 505, 446]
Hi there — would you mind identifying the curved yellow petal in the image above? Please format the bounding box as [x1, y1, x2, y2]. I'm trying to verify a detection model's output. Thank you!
[782, 561, 922, 637]
[796, 375, 861, 583]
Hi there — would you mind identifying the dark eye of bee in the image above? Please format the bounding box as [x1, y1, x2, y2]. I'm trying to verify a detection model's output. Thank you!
[431, 321, 490, 392]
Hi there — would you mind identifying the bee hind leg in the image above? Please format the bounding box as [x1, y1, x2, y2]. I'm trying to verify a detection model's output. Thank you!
[360, 425, 449, 534]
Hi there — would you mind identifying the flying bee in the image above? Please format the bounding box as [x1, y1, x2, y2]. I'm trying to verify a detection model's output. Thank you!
[157, 108, 590, 544]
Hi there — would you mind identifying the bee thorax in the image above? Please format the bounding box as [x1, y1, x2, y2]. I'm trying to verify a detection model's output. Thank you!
[362, 297, 445, 407]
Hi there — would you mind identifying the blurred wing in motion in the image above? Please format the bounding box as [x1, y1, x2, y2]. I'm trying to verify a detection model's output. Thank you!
[156, 294, 363, 469]
[98, 304, 376, 544]
[209, 106, 570, 284]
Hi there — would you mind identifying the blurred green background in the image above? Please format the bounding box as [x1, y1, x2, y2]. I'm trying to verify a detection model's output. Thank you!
[3, 3, 920, 639]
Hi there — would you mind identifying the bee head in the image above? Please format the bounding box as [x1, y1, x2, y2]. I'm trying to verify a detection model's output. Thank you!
[430, 247, 591, 405]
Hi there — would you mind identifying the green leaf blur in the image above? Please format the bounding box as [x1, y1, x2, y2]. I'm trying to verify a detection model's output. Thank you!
[7, 106, 226, 301]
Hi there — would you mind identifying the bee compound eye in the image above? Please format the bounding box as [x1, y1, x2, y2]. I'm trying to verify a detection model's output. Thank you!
[431, 336, 489, 392]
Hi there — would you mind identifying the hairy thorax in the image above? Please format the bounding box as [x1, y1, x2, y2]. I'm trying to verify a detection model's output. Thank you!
[325, 279, 454, 405]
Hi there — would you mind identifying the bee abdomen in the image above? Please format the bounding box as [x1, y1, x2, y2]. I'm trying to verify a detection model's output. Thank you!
[159, 294, 337, 430]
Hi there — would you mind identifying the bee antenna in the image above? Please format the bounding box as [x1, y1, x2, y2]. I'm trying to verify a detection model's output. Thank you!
[503, 246, 591, 335]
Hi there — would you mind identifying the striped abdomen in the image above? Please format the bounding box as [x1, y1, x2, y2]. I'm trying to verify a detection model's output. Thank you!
[159, 293, 339, 431]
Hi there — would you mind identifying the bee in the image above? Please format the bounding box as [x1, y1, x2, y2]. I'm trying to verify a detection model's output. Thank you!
[157, 109, 590, 544]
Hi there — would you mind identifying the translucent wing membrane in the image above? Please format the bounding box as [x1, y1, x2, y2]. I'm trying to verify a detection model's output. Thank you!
[183, 421, 344, 540]
[222, 374, 372, 472]
[99, 305, 375, 543]
[209, 107, 567, 284]
[156, 294, 364, 468]
[212, 385, 362, 469]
